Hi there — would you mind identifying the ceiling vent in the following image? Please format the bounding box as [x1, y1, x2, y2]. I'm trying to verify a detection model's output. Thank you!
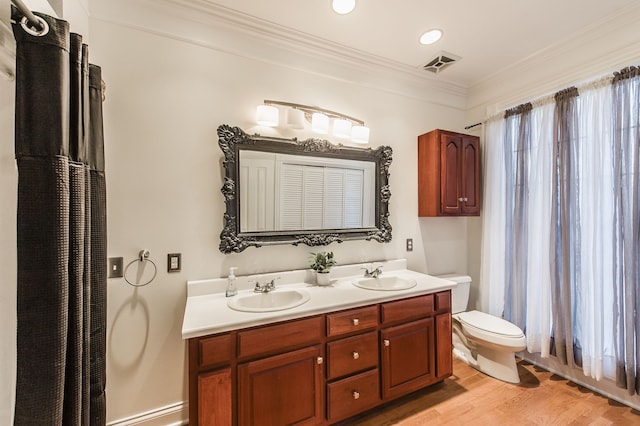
[422, 51, 461, 74]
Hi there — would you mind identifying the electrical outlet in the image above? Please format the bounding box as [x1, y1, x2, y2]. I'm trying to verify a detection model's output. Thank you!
[406, 238, 413, 252]
[167, 253, 181, 272]
[108, 257, 123, 278]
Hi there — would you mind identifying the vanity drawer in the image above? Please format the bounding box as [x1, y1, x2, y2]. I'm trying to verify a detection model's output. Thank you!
[327, 331, 378, 379]
[327, 369, 380, 423]
[237, 316, 324, 359]
[381, 294, 434, 325]
[327, 305, 378, 338]
[199, 333, 233, 369]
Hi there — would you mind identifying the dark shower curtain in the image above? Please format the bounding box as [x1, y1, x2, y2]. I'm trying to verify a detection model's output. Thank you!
[12, 9, 106, 425]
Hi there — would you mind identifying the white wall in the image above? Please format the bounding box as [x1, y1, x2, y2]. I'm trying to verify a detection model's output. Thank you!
[87, 11, 470, 424]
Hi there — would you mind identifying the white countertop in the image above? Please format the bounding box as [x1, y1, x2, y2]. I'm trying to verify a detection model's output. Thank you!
[181, 259, 457, 339]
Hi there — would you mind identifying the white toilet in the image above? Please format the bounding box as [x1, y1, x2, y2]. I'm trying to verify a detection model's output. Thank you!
[441, 274, 526, 384]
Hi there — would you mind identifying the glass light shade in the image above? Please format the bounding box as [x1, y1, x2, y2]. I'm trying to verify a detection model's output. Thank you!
[332, 118, 352, 138]
[311, 112, 329, 134]
[332, 0, 356, 14]
[351, 125, 370, 144]
[256, 105, 279, 126]
[286, 108, 305, 129]
[419, 29, 443, 45]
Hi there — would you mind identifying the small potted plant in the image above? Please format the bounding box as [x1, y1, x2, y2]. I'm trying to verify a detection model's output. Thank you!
[309, 251, 336, 286]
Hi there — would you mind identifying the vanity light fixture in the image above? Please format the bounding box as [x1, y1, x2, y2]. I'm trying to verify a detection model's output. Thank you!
[351, 125, 370, 144]
[332, 0, 356, 15]
[256, 104, 279, 126]
[286, 108, 305, 129]
[258, 100, 370, 144]
[311, 112, 330, 134]
[332, 118, 352, 138]
[419, 28, 443, 45]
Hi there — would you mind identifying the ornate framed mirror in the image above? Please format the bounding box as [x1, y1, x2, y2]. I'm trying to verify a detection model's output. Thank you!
[217, 124, 392, 253]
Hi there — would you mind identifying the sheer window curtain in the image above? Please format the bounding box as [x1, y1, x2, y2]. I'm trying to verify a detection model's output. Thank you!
[612, 66, 640, 394]
[481, 70, 636, 393]
[550, 87, 580, 367]
[481, 100, 554, 356]
[577, 80, 614, 381]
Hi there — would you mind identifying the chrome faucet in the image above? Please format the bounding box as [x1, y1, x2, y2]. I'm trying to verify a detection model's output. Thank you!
[253, 277, 279, 293]
[362, 264, 383, 278]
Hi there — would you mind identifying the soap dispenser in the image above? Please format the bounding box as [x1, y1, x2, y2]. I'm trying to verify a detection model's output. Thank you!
[226, 267, 238, 297]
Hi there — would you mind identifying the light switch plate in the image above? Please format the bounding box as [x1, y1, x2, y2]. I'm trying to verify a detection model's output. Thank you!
[108, 257, 123, 278]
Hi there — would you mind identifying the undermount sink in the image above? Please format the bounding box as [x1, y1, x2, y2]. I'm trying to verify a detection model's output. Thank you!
[227, 289, 311, 313]
[352, 275, 417, 291]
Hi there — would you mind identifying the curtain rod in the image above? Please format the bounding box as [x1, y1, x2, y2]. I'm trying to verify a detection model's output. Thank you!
[464, 122, 483, 130]
[11, 0, 44, 31]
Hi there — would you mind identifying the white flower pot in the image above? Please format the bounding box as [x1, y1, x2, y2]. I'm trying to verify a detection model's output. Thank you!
[316, 271, 331, 286]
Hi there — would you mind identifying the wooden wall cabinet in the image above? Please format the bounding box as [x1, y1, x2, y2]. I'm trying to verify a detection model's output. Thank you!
[188, 291, 452, 425]
[418, 129, 481, 216]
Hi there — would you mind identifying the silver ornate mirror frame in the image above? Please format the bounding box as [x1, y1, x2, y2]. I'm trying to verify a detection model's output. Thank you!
[217, 124, 393, 253]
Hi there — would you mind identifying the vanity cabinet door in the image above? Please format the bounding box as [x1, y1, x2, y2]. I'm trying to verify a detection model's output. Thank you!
[381, 318, 435, 400]
[237, 345, 324, 426]
[198, 368, 232, 426]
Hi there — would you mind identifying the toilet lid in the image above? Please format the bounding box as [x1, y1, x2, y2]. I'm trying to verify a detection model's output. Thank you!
[457, 310, 524, 338]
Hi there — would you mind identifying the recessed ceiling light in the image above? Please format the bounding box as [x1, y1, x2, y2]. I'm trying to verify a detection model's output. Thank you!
[332, 0, 356, 15]
[419, 29, 443, 45]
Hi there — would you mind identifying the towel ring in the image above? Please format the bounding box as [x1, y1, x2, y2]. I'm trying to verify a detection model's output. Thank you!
[124, 250, 157, 287]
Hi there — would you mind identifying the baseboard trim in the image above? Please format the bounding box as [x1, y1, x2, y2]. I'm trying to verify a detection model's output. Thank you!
[107, 401, 188, 426]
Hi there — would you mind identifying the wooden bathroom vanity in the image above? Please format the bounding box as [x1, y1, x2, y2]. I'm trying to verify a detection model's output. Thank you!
[186, 289, 452, 425]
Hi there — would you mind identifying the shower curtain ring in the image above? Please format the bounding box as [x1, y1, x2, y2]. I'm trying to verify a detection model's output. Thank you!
[20, 15, 49, 37]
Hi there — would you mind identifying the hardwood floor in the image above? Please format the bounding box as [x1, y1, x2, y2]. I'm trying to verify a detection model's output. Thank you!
[339, 358, 640, 425]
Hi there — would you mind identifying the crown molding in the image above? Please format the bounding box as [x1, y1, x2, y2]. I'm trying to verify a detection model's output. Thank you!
[89, 0, 468, 110]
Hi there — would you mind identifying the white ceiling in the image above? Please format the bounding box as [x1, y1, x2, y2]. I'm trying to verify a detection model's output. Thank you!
[196, 0, 638, 89]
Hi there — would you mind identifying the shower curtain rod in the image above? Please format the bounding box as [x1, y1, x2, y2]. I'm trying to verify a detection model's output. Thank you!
[11, 0, 43, 31]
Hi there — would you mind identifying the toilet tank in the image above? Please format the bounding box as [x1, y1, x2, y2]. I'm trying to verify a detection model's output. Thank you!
[438, 274, 471, 314]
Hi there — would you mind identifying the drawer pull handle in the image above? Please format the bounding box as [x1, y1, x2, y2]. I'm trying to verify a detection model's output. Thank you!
[383, 339, 390, 347]
[317, 356, 323, 365]
[352, 351, 360, 360]
[458, 197, 465, 202]
[352, 318, 359, 326]
[352, 391, 360, 400]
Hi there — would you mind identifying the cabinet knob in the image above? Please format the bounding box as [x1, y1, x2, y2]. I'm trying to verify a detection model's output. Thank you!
[352, 318, 359, 326]
[352, 351, 360, 360]
[352, 391, 360, 400]
[316, 356, 323, 365]
[383, 339, 390, 347]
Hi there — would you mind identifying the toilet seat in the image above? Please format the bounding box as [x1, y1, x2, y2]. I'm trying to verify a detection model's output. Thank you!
[455, 310, 525, 349]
